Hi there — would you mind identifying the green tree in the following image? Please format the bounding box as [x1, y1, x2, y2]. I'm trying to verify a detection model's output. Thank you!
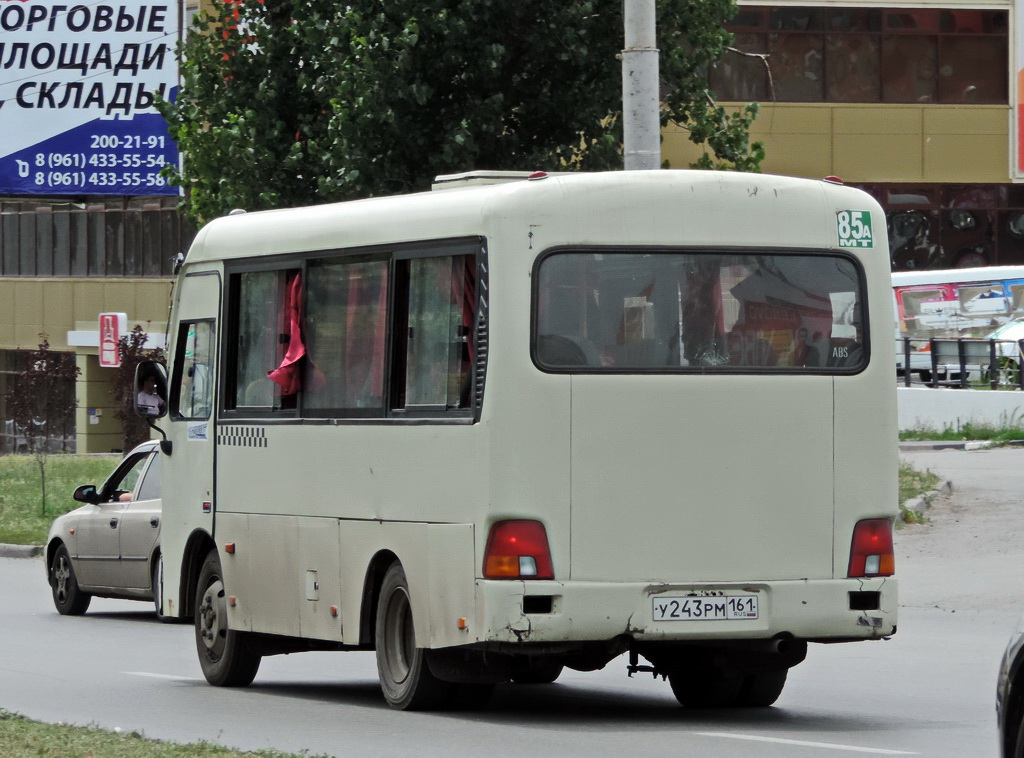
[4, 338, 80, 516]
[159, 0, 762, 225]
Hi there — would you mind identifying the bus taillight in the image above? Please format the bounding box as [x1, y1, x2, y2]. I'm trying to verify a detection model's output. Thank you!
[848, 518, 895, 578]
[483, 520, 554, 580]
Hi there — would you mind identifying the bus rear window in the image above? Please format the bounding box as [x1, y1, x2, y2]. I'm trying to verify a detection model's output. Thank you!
[534, 251, 865, 372]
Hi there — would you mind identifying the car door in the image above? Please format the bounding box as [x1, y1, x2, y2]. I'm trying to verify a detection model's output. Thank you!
[117, 450, 161, 590]
[73, 449, 153, 589]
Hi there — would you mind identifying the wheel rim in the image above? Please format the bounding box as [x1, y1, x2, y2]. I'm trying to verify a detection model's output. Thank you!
[198, 577, 227, 661]
[53, 553, 71, 604]
[381, 585, 415, 686]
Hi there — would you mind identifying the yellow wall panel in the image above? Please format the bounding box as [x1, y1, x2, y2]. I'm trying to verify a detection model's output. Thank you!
[835, 134, 924, 182]
[42, 283, 74, 349]
[13, 281, 44, 328]
[666, 103, 1013, 185]
[71, 281, 106, 323]
[758, 135, 834, 179]
[751, 105, 832, 135]
[833, 107, 922, 136]
[0, 281, 15, 325]
[923, 106, 1009, 135]
[923, 134, 1009, 182]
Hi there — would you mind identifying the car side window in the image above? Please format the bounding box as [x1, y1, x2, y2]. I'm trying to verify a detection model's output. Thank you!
[104, 454, 150, 503]
[136, 455, 160, 501]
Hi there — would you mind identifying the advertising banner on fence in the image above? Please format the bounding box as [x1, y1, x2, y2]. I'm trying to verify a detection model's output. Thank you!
[0, 0, 179, 195]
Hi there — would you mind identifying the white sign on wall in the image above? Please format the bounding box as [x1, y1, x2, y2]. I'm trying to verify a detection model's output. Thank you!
[0, 0, 179, 195]
[98, 311, 126, 367]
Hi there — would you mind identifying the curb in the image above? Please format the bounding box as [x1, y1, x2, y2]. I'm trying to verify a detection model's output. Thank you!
[902, 479, 954, 516]
[0, 544, 43, 559]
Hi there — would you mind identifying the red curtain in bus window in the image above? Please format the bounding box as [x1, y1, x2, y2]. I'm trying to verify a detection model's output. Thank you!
[268, 271, 306, 395]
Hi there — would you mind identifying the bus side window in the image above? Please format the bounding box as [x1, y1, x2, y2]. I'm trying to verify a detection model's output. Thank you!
[232, 270, 296, 410]
[395, 253, 475, 410]
[173, 321, 214, 420]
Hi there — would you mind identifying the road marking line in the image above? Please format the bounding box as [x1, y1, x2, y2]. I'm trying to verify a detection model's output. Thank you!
[122, 671, 202, 682]
[694, 732, 918, 755]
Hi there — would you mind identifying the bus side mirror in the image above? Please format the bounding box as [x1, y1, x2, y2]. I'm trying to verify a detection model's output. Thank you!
[134, 361, 169, 420]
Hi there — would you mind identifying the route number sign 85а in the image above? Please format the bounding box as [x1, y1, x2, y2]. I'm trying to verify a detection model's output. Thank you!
[837, 210, 874, 249]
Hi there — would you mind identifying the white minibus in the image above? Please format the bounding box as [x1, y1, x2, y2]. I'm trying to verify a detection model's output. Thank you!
[135, 170, 898, 711]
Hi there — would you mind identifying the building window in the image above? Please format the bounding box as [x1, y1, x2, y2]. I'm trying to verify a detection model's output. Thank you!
[852, 184, 1024, 270]
[712, 6, 1008, 104]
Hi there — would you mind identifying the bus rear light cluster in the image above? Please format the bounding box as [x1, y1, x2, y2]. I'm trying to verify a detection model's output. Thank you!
[848, 518, 895, 578]
[483, 520, 554, 580]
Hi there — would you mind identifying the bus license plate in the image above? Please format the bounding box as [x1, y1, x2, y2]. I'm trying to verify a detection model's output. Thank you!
[652, 595, 759, 622]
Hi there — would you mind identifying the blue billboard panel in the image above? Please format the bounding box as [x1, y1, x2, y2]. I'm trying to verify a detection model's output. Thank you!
[0, 1, 180, 196]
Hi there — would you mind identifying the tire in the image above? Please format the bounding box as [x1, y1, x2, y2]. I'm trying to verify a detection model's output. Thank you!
[736, 669, 788, 707]
[511, 661, 564, 685]
[375, 561, 451, 710]
[50, 544, 91, 615]
[195, 548, 261, 686]
[668, 669, 743, 709]
[151, 553, 174, 623]
[1014, 709, 1024, 758]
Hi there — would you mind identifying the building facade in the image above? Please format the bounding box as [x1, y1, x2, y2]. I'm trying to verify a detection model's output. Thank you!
[663, 0, 1020, 271]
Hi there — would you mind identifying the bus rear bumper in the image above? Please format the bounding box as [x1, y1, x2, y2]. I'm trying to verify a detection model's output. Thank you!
[472, 576, 897, 646]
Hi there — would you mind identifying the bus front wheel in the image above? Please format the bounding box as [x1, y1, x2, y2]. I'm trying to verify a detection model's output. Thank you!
[375, 561, 450, 710]
[195, 549, 261, 687]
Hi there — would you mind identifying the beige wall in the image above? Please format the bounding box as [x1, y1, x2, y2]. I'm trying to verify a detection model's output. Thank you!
[663, 104, 1011, 183]
[0, 278, 172, 351]
[75, 354, 126, 453]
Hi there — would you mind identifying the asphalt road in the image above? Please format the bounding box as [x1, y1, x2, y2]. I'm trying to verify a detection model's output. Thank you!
[0, 446, 1021, 757]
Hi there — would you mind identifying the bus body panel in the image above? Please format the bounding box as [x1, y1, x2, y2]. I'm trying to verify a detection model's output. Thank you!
[158, 268, 219, 620]
[477, 576, 895, 644]
[568, 376, 836, 582]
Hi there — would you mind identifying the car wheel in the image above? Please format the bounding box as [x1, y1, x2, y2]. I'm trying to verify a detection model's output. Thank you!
[668, 669, 743, 708]
[195, 548, 260, 686]
[50, 544, 91, 615]
[151, 553, 171, 623]
[375, 561, 450, 710]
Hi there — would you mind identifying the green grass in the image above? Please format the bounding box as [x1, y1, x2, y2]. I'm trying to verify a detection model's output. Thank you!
[0, 709, 321, 758]
[0, 454, 119, 544]
[900, 423, 1024, 444]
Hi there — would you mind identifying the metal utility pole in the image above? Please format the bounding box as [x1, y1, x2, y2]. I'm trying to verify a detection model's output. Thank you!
[622, 0, 660, 170]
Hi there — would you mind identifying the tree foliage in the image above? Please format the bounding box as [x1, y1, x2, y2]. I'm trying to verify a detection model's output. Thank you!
[4, 338, 80, 516]
[112, 326, 166, 453]
[159, 0, 763, 224]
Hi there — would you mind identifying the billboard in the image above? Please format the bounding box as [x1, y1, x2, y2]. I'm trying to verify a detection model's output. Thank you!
[0, 0, 179, 195]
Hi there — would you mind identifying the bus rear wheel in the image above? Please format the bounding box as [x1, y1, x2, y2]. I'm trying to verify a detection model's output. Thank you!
[195, 549, 261, 687]
[668, 669, 743, 709]
[736, 669, 788, 707]
[375, 562, 450, 710]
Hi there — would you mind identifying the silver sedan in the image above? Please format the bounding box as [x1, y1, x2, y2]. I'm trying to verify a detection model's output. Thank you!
[44, 441, 163, 618]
